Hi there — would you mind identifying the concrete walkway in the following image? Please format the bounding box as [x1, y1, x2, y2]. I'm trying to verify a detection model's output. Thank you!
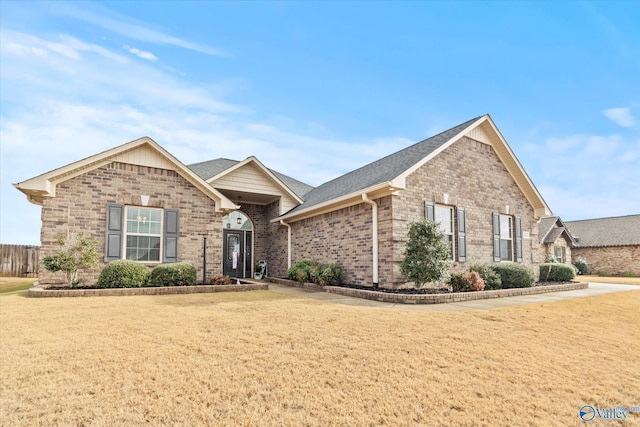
[267, 282, 639, 312]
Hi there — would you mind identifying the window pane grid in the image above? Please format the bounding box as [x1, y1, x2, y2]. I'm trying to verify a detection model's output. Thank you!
[499, 214, 513, 261]
[125, 207, 162, 262]
[435, 205, 454, 260]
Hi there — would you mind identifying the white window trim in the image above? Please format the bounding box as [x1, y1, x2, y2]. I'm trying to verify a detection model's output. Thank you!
[123, 206, 164, 263]
[435, 204, 455, 261]
[499, 214, 513, 262]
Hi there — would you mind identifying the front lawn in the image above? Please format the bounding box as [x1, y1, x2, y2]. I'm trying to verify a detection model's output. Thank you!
[0, 277, 35, 294]
[1, 289, 638, 426]
[580, 275, 640, 285]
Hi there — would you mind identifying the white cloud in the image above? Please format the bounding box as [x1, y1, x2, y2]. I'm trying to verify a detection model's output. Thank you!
[0, 30, 410, 244]
[603, 107, 637, 127]
[522, 130, 640, 220]
[52, 2, 225, 56]
[124, 45, 158, 61]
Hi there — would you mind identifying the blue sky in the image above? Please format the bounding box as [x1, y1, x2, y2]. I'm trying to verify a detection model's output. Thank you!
[1, 1, 639, 245]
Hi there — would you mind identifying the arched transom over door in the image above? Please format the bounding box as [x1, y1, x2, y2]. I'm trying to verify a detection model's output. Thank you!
[222, 211, 253, 279]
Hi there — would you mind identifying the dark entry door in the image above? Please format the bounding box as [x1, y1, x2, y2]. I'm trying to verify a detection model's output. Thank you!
[223, 230, 252, 278]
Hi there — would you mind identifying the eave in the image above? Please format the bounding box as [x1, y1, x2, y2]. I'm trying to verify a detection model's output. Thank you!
[273, 181, 401, 223]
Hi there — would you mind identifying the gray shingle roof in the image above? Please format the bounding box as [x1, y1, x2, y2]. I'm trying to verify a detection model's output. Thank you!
[187, 158, 314, 199]
[538, 216, 560, 244]
[285, 115, 483, 215]
[538, 216, 575, 245]
[565, 215, 640, 247]
[544, 227, 565, 244]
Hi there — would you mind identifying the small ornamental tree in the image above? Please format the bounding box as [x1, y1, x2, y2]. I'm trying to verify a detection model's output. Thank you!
[400, 220, 452, 288]
[42, 234, 99, 287]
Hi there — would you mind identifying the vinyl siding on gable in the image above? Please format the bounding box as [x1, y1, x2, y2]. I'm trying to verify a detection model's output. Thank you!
[210, 162, 300, 213]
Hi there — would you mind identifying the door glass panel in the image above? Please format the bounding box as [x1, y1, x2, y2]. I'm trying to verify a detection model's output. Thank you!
[227, 235, 239, 261]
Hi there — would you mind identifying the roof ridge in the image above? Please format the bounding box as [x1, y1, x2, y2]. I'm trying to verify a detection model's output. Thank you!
[565, 214, 640, 223]
[188, 157, 239, 167]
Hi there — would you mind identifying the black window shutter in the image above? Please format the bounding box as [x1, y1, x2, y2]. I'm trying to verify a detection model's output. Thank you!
[492, 212, 501, 262]
[457, 207, 467, 262]
[425, 201, 435, 221]
[105, 204, 124, 262]
[515, 216, 523, 262]
[164, 209, 179, 263]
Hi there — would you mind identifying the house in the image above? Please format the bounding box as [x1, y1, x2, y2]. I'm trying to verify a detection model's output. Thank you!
[14, 114, 552, 288]
[538, 216, 576, 264]
[565, 215, 640, 276]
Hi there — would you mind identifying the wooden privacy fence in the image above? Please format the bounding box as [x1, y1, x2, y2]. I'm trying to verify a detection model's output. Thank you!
[0, 245, 39, 277]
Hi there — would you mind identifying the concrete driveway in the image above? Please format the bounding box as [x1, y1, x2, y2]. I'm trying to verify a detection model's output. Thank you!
[267, 282, 639, 312]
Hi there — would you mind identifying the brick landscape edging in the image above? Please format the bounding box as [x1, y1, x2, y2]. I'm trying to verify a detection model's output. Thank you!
[268, 278, 588, 304]
[28, 283, 268, 298]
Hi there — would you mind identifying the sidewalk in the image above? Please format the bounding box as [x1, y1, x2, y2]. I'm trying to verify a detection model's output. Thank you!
[267, 282, 639, 312]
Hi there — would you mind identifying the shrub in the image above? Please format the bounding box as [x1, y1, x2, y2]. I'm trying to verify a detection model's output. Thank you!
[469, 264, 502, 290]
[287, 260, 318, 284]
[317, 263, 343, 286]
[42, 233, 99, 287]
[622, 271, 638, 277]
[208, 274, 231, 286]
[400, 220, 452, 288]
[491, 264, 536, 289]
[544, 252, 558, 263]
[597, 270, 610, 277]
[449, 271, 485, 292]
[149, 263, 197, 287]
[287, 260, 343, 286]
[96, 260, 149, 288]
[573, 256, 589, 275]
[539, 263, 576, 282]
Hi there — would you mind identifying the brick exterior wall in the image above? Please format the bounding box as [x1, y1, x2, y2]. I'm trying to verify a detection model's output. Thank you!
[572, 246, 640, 276]
[239, 201, 288, 278]
[265, 201, 289, 278]
[387, 136, 540, 287]
[285, 136, 542, 289]
[288, 203, 375, 286]
[39, 162, 223, 286]
[540, 237, 572, 264]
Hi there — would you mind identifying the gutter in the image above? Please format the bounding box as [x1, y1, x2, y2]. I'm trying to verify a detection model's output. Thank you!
[361, 193, 379, 288]
[280, 220, 292, 269]
[273, 181, 397, 224]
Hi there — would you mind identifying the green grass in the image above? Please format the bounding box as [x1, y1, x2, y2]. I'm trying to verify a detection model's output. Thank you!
[0, 277, 35, 294]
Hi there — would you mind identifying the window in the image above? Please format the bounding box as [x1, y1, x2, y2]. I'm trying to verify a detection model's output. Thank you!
[499, 214, 513, 261]
[554, 246, 566, 263]
[105, 204, 179, 263]
[493, 213, 523, 263]
[125, 207, 162, 261]
[425, 201, 466, 262]
[435, 205, 454, 260]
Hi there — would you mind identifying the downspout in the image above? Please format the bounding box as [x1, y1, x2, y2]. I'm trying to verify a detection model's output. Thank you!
[361, 193, 379, 288]
[280, 220, 292, 269]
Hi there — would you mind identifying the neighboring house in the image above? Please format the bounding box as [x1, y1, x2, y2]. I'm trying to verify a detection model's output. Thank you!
[14, 114, 552, 288]
[565, 215, 640, 276]
[538, 216, 576, 264]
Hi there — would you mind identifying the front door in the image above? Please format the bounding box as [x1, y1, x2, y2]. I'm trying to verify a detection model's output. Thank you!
[223, 229, 252, 278]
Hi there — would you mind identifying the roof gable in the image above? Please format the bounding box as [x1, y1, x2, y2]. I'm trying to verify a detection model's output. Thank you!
[566, 215, 640, 247]
[14, 137, 238, 212]
[188, 158, 313, 199]
[538, 216, 576, 245]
